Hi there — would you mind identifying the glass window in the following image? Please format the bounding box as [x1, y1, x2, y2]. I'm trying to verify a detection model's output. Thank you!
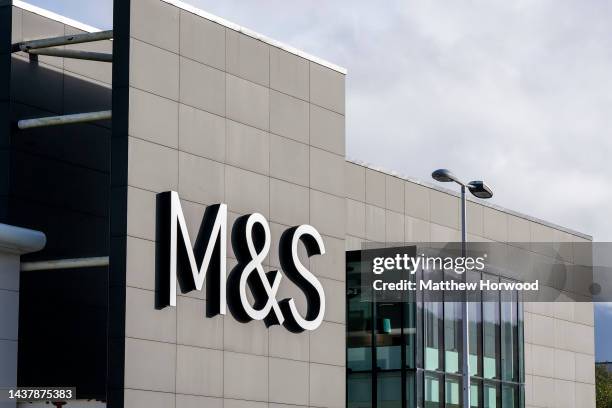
[348, 372, 373, 408]
[501, 384, 519, 408]
[471, 379, 482, 408]
[424, 266, 443, 372]
[483, 382, 500, 408]
[407, 371, 417, 408]
[445, 375, 462, 408]
[444, 301, 462, 374]
[501, 283, 519, 381]
[405, 290, 417, 369]
[377, 371, 402, 408]
[347, 313, 373, 372]
[424, 372, 443, 408]
[444, 270, 463, 375]
[518, 300, 525, 383]
[377, 303, 402, 370]
[483, 274, 500, 380]
[468, 271, 482, 377]
[346, 250, 524, 408]
[424, 301, 443, 371]
[347, 256, 374, 408]
[347, 259, 373, 372]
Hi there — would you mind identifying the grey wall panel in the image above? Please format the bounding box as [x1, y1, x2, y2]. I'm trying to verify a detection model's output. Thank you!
[347, 161, 596, 407]
[116, 2, 347, 407]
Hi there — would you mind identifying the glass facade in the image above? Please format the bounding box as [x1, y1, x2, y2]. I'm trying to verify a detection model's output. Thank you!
[347, 251, 524, 408]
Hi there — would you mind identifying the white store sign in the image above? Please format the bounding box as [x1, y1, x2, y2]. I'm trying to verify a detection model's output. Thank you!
[158, 191, 326, 332]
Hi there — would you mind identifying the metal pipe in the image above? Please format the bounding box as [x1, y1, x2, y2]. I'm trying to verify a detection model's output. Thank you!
[0, 223, 46, 255]
[16, 30, 113, 52]
[27, 48, 112, 62]
[460, 185, 471, 408]
[17, 110, 112, 130]
[20, 256, 109, 272]
[432, 168, 494, 408]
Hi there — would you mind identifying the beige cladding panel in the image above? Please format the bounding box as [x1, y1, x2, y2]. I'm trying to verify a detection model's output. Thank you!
[123, 1, 346, 407]
[345, 164, 595, 407]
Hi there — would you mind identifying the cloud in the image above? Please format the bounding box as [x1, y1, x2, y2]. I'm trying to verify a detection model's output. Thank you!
[26, 0, 612, 241]
[188, 0, 612, 240]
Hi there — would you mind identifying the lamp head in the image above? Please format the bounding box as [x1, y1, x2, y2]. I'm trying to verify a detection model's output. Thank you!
[431, 169, 457, 183]
[467, 181, 493, 199]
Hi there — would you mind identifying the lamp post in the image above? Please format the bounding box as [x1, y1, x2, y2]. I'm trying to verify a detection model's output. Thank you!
[431, 169, 493, 408]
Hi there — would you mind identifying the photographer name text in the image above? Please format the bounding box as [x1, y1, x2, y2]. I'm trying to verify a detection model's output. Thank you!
[372, 279, 539, 292]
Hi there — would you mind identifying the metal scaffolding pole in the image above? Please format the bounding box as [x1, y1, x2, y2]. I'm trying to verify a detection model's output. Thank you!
[20, 256, 110, 272]
[15, 30, 113, 52]
[17, 110, 112, 130]
[27, 48, 112, 62]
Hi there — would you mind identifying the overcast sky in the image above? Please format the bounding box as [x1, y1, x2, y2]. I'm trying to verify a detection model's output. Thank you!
[25, 0, 612, 360]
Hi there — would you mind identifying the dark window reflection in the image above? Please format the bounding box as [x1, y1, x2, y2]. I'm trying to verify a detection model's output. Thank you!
[444, 301, 462, 374]
[501, 282, 519, 382]
[378, 371, 402, 408]
[348, 372, 372, 408]
[346, 250, 524, 408]
[468, 271, 483, 378]
[483, 274, 500, 380]
[377, 303, 402, 370]
[348, 258, 373, 373]
[501, 384, 519, 408]
[424, 301, 443, 371]
[406, 371, 416, 407]
[444, 271, 463, 375]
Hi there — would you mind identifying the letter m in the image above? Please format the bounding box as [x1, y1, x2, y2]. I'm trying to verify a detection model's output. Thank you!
[157, 191, 227, 316]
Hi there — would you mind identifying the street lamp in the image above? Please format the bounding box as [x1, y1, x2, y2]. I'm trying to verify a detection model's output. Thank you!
[431, 169, 493, 408]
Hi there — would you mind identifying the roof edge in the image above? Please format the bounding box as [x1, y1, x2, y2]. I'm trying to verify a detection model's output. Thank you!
[12, 0, 347, 75]
[346, 157, 593, 241]
[13, 0, 101, 33]
[160, 0, 347, 75]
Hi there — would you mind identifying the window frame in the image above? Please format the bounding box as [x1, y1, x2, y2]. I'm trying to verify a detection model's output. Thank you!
[346, 250, 525, 408]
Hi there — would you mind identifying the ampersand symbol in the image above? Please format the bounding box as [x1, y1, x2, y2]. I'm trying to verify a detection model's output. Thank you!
[227, 213, 285, 326]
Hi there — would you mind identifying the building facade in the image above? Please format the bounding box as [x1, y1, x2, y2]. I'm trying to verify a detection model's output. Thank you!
[0, 1, 595, 407]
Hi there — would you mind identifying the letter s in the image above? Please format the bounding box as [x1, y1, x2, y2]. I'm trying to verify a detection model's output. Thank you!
[279, 225, 326, 333]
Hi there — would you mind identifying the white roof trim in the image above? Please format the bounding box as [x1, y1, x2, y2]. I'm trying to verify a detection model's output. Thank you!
[160, 0, 347, 75]
[13, 0, 101, 33]
[346, 157, 593, 241]
[12, 0, 347, 73]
